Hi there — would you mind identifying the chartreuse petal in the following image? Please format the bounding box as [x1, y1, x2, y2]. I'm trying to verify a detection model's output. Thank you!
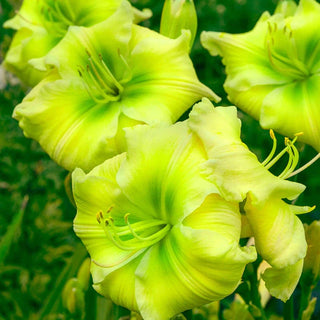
[3, 27, 57, 85]
[117, 123, 216, 225]
[183, 193, 241, 241]
[3, 0, 44, 30]
[36, 1, 133, 81]
[135, 224, 256, 320]
[92, 256, 142, 312]
[261, 74, 320, 152]
[73, 154, 146, 279]
[13, 79, 121, 172]
[189, 98, 305, 204]
[262, 259, 304, 302]
[245, 194, 308, 269]
[121, 27, 220, 124]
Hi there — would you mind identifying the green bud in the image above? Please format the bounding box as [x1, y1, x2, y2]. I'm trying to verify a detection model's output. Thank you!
[77, 257, 91, 291]
[62, 278, 85, 318]
[160, 0, 197, 50]
[274, 0, 297, 17]
[302, 221, 320, 285]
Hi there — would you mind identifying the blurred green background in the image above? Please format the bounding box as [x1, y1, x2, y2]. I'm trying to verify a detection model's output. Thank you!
[1, 0, 320, 319]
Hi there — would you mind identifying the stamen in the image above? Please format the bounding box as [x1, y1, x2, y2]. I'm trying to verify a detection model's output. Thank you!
[97, 210, 170, 251]
[264, 135, 298, 170]
[78, 50, 124, 103]
[262, 132, 300, 178]
[117, 50, 132, 84]
[262, 129, 277, 166]
[266, 22, 310, 79]
[282, 141, 299, 179]
[278, 140, 294, 179]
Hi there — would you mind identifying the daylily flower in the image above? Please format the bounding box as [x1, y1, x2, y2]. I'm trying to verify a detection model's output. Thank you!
[201, 0, 320, 152]
[3, 0, 151, 86]
[13, 2, 219, 172]
[73, 98, 311, 317]
[72, 102, 257, 319]
[189, 98, 313, 301]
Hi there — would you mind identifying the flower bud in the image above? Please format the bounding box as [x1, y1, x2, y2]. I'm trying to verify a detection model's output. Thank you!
[274, 0, 297, 17]
[77, 257, 91, 291]
[62, 278, 86, 318]
[302, 221, 320, 285]
[160, 0, 197, 50]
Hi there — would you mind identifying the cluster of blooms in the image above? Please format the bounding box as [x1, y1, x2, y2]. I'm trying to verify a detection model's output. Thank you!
[4, 0, 319, 319]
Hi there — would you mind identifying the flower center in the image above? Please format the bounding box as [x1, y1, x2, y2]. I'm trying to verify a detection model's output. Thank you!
[78, 50, 124, 103]
[41, 0, 76, 37]
[266, 21, 310, 80]
[97, 209, 171, 251]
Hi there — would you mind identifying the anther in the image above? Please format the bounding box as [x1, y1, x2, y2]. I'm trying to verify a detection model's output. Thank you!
[96, 211, 103, 224]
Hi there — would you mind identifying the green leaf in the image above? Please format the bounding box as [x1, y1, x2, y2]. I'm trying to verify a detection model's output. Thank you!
[0, 195, 28, 264]
[302, 297, 317, 320]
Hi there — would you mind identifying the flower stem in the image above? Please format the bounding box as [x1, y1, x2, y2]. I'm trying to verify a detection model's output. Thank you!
[113, 304, 131, 320]
[182, 309, 193, 320]
[284, 295, 295, 320]
[298, 285, 312, 320]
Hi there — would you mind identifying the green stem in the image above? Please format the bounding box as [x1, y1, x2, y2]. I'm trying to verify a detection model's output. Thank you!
[113, 305, 131, 320]
[182, 309, 193, 320]
[298, 285, 312, 320]
[284, 295, 295, 320]
[0, 195, 29, 264]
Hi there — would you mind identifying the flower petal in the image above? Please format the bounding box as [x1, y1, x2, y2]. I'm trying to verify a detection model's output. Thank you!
[116, 123, 216, 224]
[245, 194, 308, 268]
[73, 154, 146, 278]
[38, 1, 133, 81]
[92, 255, 142, 312]
[122, 28, 220, 124]
[13, 79, 120, 172]
[189, 98, 305, 204]
[262, 259, 304, 302]
[135, 224, 256, 320]
[183, 193, 241, 242]
[261, 74, 320, 151]
[4, 27, 57, 85]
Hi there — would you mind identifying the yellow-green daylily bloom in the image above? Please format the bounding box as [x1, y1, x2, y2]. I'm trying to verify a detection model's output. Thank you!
[13, 2, 219, 173]
[72, 110, 256, 319]
[201, 0, 320, 152]
[3, 0, 151, 86]
[189, 98, 313, 302]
